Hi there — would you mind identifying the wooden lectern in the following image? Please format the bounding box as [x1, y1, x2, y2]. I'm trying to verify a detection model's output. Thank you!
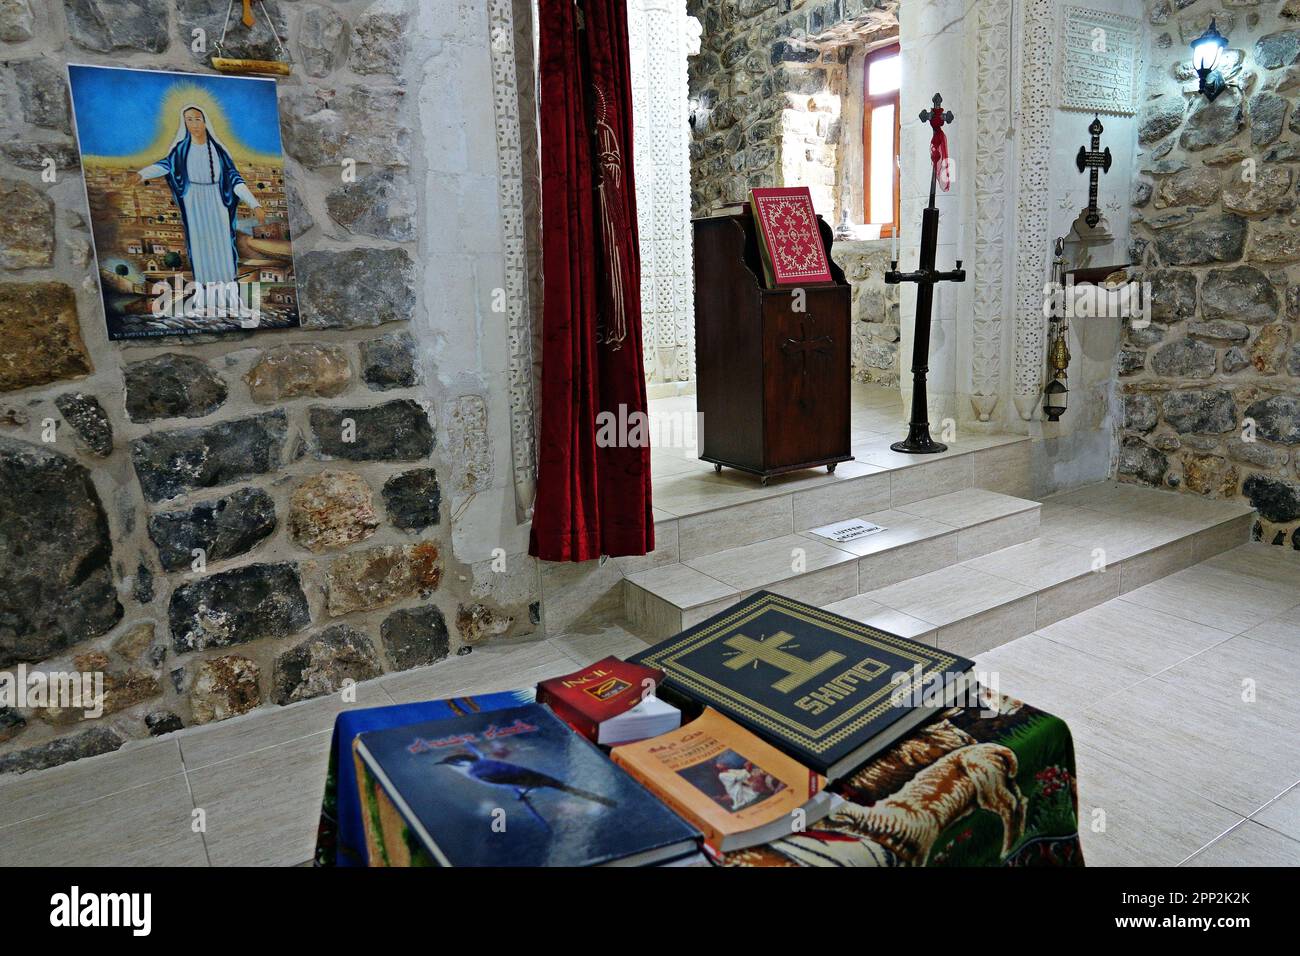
[692, 213, 853, 485]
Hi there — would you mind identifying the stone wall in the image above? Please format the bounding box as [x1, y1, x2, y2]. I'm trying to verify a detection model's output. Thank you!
[687, 0, 900, 385]
[687, 0, 899, 219]
[0, 0, 538, 772]
[1121, 0, 1300, 546]
[832, 240, 900, 386]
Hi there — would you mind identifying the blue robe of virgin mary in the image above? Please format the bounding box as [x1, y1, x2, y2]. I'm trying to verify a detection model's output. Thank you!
[148, 134, 247, 284]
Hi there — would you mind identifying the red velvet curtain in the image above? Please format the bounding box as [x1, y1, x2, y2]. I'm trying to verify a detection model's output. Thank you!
[529, 0, 654, 563]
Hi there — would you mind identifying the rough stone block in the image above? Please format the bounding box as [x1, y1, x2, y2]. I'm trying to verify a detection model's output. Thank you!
[349, 0, 410, 75]
[131, 411, 287, 502]
[1243, 474, 1300, 522]
[307, 399, 433, 462]
[12, 59, 70, 133]
[124, 353, 228, 421]
[0, 0, 35, 42]
[298, 248, 415, 330]
[0, 437, 123, 667]
[1250, 324, 1291, 374]
[325, 542, 442, 616]
[1151, 337, 1216, 378]
[1200, 266, 1280, 323]
[245, 343, 352, 403]
[189, 655, 261, 724]
[147, 487, 278, 571]
[380, 604, 450, 669]
[279, 86, 411, 168]
[455, 602, 513, 646]
[1162, 388, 1237, 434]
[327, 170, 417, 242]
[145, 711, 183, 736]
[54, 392, 112, 457]
[0, 726, 123, 775]
[1244, 394, 1300, 444]
[272, 623, 382, 705]
[288, 470, 379, 552]
[63, 0, 169, 51]
[1154, 215, 1246, 265]
[298, 3, 349, 77]
[359, 331, 418, 390]
[1118, 435, 1168, 486]
[0, 179, 54, 269]
[176, 0, 286, 60]
[381, 468, 441, 530]
[1255, 30, 1300, 69]
[169, 562, 310, 652]
[1247, 226, 1300, 264]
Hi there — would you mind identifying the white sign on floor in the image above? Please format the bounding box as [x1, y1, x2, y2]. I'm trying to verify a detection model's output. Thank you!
[808, 518, 885, 543]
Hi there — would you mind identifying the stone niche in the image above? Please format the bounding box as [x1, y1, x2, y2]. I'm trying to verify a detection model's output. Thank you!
[1121, 0, 1300, 548]
[687, 0, 901, 385]
[0, 0, 540, 775]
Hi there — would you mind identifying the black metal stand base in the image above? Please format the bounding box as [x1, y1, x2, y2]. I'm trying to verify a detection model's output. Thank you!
[890, 425, 947, 455]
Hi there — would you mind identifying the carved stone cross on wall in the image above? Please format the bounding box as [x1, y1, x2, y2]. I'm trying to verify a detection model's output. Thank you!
[1075, 115, 1112, 228]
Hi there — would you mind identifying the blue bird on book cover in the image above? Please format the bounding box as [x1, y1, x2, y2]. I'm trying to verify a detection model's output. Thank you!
[436, 743, 616, 830]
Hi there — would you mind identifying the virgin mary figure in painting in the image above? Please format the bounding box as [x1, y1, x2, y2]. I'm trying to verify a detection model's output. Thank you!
[137, 105, 266, 311]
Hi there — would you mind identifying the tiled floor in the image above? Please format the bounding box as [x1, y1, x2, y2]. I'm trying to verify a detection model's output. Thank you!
[977, 543, 1300, 866]
[2, 543, 1297, 867]
[648, 382, 1027, 518]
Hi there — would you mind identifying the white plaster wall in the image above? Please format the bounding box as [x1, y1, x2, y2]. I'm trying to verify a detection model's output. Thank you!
[897, 0, 977, 431]
[1031, 0, 1145, 494]
[413, 1, 532, 564]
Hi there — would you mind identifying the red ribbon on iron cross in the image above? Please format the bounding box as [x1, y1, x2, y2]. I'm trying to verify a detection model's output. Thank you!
[923, 93, 954, 192]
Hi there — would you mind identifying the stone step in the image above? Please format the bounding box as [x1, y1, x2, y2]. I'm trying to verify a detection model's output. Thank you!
[624, 481, 1255, 658]
[624, 488, 1041, 639]
[648, 435, 1032, 563]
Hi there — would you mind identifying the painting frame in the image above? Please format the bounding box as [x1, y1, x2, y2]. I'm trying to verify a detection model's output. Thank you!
[67, 63, 301, 341]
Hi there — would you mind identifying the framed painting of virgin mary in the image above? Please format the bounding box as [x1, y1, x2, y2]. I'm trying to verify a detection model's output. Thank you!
[67, 64, 300, 340]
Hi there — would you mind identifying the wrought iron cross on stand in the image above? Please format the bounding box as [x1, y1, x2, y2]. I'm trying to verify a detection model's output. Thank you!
[886, 93, 965, 454]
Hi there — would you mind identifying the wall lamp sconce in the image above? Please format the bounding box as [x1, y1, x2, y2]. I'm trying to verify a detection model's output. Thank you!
[1191, 18, 1229, 101]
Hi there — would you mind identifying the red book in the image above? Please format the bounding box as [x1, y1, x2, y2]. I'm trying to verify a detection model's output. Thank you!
[748, 187, 833, 286]
[537, 656, 677, 745]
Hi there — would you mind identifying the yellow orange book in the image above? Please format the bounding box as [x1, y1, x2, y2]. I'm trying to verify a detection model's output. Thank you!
[611, 707, 837, 859]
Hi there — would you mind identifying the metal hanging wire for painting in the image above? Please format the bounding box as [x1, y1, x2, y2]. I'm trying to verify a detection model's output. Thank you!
[212, 0, 291, 76]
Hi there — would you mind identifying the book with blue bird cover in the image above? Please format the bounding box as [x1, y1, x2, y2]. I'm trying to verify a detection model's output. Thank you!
[352, 702, 701, 866]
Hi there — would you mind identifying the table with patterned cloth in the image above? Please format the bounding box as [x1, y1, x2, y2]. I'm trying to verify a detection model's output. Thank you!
[727, 690, 1084, 867]
[314, 689, 1084, 868]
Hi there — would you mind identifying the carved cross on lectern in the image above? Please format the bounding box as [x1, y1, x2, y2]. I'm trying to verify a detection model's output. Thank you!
[781, 319, 833, 409]
[780, 321, 833, 377]
[1075, 115, 1112, 228]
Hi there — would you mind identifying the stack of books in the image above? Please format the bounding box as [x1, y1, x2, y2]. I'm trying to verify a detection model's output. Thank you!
[351, 590, 974, 866]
